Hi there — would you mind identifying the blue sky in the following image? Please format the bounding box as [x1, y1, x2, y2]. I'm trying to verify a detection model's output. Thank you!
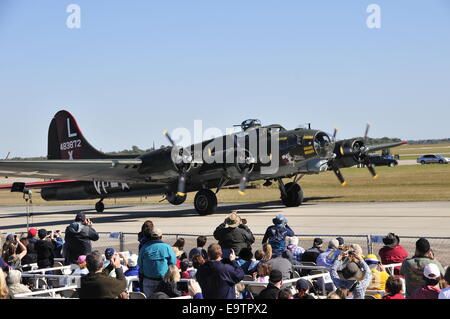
[0, 0, 449, 157]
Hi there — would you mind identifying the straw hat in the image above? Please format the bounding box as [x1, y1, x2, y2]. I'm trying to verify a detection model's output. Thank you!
[225, 212, 241, 228]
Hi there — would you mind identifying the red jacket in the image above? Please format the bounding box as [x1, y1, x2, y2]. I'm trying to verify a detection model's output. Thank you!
[410, 285, 441, 299]
[378, 244, 409, 275]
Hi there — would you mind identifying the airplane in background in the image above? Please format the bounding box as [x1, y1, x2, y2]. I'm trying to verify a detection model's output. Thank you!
[0, 110, 406, 215]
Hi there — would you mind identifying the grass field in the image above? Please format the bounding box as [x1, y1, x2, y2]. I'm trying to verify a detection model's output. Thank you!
[1, 163, 450, 206]
[392, 143, 450, 160]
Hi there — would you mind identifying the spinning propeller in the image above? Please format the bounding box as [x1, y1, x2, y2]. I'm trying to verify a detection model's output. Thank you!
[163, 130, 192, 197]
[234, 136, 257, 196]
[329, 123, 378, 185]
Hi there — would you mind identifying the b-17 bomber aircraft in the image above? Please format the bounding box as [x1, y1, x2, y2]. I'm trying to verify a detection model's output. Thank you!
[0, 111, 406, 215]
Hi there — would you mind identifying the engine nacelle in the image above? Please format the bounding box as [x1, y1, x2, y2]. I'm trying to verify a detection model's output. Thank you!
[333, 138, 366, 168]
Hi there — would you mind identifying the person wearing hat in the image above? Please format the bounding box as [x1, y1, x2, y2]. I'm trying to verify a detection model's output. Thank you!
[213, 212, 255, 256]
[316, 239, 341, 270]
[286, 236, 305, 263]
[378, 232, 408, 276]
[364, 254, 390, 299]
[256, 269, 283, 299]
[35, 228, 55, 269]
[138, 228, 177, 298]
[293, 278, 316, 299]
[72, 255, 89, 276]
[123, 254, 140, 292]
[64, 212, 99, 265]
[301, 238, 324, 264]
[262, 214, 295, 257]
[410, 263, 442, 299]
[330, 250, 372, 299]
[21, 228, 38, 269]
[400, 237, 445, 298]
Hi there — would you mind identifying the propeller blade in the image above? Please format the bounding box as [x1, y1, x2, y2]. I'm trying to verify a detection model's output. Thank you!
[163, 130, 176, 147]
[238, 167, 250, 195]
[177, 169, 187, 197]
[366, 164, 378, 179]
[333, 128, 338, 140]
[364, 123, 371, 143]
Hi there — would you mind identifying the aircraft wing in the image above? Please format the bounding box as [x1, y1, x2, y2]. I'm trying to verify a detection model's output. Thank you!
[0, 159, 144, 182]
[365, 141, 407, 153]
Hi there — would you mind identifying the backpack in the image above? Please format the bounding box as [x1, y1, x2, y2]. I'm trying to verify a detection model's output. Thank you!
[268, 226, 288, 253]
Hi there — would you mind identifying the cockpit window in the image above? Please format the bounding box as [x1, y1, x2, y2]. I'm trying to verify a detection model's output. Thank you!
[313, 132, 333, 157]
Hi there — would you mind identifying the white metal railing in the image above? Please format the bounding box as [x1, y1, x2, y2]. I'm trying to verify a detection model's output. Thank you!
[23, 265, 73, 274]
[14, 285, 79, 299]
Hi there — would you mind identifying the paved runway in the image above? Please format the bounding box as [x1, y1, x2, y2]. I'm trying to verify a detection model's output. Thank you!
[1, 201, 449, 237]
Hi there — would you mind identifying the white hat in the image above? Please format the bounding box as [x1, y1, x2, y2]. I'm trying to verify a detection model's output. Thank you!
[128, 254, 138, 267]
[423, 263, 440, 279]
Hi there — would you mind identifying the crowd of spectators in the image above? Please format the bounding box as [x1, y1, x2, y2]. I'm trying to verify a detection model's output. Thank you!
[1, 210, 450, 300]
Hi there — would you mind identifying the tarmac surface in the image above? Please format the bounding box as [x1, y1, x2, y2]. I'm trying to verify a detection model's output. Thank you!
[1, 201, 450, 237]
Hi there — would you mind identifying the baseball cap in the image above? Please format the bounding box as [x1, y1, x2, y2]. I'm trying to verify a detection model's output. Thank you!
[75, 212, 86, 222]
[423, 263, 440, 279]
[296, 278, 311, 291]
[77, 255, 87, 264]
[28, 228, 37, 238]
[364, 254, 380, 264]
[151, 228, 163, 238]
[105, 248, 115, 259]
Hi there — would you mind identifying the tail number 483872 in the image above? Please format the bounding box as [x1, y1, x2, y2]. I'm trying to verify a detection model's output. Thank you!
[60, 139, 82, 151]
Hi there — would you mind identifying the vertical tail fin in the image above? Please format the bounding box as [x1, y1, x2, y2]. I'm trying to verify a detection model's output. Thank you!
[47, 110, 108, 160]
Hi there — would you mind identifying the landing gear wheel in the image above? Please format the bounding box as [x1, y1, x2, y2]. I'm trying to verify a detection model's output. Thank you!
[166, 192, 187, 205]
[95, 200, 105, 213]
[194, 189, 217, 215]
[281, 182, 304, 207]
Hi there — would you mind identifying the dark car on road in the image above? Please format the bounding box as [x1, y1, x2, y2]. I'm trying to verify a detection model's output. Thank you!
[366, 154, 398, 167]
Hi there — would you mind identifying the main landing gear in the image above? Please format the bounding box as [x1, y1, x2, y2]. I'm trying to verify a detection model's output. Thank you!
[194, 189, 217, 216]
[277, 178, 304, 207]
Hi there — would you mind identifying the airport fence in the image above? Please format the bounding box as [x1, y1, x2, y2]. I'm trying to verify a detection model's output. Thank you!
[2, 231, 450, 267]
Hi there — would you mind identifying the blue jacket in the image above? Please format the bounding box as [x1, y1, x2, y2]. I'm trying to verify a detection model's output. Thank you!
[124, 266, 141, 292]
[138, 240, 176, 279]
[316, 249, 341, 270]
[196, 259, 245, 299]
[262, 225, 295, 256]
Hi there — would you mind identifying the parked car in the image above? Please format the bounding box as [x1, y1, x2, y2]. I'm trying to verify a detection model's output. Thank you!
[417, 154, 449, 164]
[366, 154, 398, 167]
